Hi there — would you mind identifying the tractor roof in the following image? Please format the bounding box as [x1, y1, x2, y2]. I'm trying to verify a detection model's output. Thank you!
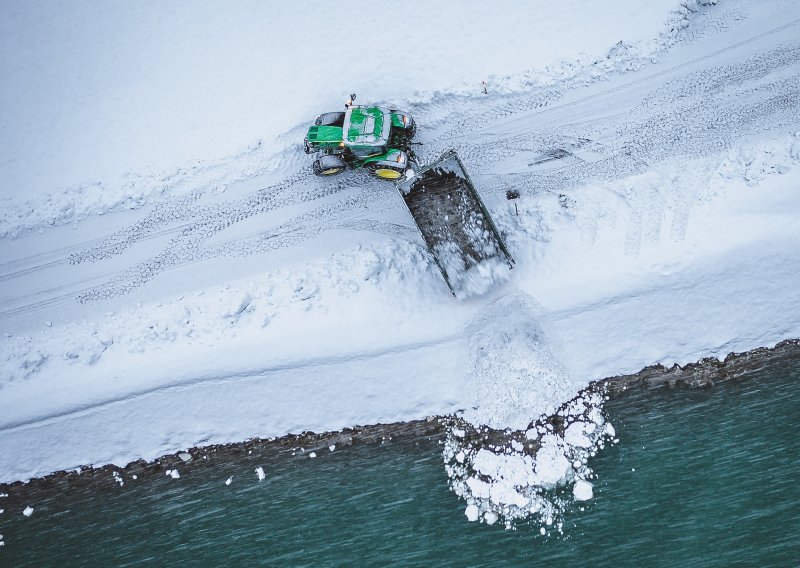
[343, 106, 391, 147]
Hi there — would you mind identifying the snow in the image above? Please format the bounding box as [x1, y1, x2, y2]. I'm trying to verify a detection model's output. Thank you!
[0, 2, 798, 537]
[0, 0, 683, 229]
[573, 480, 594, 501]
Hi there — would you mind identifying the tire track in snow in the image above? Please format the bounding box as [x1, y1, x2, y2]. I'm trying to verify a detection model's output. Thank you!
[6, 20, 800, 314]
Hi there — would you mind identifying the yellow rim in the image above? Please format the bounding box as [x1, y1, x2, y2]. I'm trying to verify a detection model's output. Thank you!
[321, 168, 341, 175]
[375, 168, 402, 180]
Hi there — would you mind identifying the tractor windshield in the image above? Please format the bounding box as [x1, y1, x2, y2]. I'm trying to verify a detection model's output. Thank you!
[350, 145, 386, 158]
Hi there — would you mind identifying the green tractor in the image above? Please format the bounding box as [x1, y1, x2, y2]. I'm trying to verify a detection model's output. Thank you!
[304, 96, 417, 180]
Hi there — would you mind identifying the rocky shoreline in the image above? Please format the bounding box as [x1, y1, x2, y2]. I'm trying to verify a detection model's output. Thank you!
[1, 338, 798, 505]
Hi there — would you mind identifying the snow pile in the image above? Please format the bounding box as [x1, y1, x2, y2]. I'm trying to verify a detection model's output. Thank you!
[444, 387, 615, 530]
[713, 132, 800, 187]
[461, 294, 574, 430]
[444, 293, 615, 530]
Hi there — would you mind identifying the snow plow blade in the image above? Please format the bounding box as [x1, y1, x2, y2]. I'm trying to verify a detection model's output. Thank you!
[398, 150, 514, 297]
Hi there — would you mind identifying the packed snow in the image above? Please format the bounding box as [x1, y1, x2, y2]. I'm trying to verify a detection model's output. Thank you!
[1, 0, 799, 537]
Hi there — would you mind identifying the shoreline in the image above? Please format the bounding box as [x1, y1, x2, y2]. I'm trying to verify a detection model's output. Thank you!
[1, 338, 798, 502]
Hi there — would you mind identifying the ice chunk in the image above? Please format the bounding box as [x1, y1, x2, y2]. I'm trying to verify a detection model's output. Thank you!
[23, 506, 34, 517]
[573, 480, 594, 501]
[564, 421, 593, 448]
[225, 476, 233, 486]
[165, 469, 180, 479]
[465, 504, 480, 522]
[255, 466, 265, 481]
[465, 476, 492, 499]
[309, 452, 317, 458]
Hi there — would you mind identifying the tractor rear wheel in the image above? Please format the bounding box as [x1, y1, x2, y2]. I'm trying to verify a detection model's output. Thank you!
[313, 154, 346, 176]
[371, 165, 405, 180]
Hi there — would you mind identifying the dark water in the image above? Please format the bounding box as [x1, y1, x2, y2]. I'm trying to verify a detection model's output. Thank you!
[2, 360, 799, 567]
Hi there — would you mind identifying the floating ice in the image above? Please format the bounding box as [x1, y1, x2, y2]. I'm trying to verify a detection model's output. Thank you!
[23, 506, 34, 517]
[225, 476, 233, 485]
[165, 469, 180, 479]
[309, 452, 317, 458]
[255, 466, 265, 481]
[573, 480, 594, 501]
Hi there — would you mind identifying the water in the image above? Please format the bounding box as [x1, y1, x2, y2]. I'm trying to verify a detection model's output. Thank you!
[1, 360, 799, 566]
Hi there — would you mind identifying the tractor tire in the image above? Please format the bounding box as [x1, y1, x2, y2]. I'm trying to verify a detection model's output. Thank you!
[371, 164, 406, 180]
[315, 112, 346, 127]
[313, 154, 347, 176]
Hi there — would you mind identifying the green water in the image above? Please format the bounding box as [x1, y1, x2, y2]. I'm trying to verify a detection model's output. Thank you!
[2, 360, 799, 567]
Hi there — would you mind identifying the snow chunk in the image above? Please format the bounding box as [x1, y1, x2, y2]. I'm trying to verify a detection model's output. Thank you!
[573, 480, 594, 501]
[444, 385, 614, 529]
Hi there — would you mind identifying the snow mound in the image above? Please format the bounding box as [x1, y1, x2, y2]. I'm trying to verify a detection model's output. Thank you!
[461, 293, 574, 430]
[446, 293, 614, 530]
[444, 387, 614, 531]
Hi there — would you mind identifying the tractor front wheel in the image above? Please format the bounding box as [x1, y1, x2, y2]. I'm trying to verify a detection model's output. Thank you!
[313, 154, 346, 177]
